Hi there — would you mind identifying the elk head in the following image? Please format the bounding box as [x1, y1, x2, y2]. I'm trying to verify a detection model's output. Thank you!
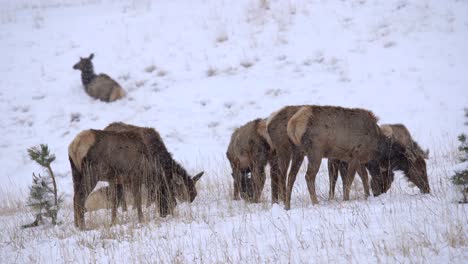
[370, 136, 430, 196]
[172, 171, 204, 203]
[73, 53, 94, 71]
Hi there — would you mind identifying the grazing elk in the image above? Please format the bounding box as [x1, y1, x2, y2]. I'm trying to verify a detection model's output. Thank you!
[328, 123, 429, 197]
[226, 119, 277, 202]
[69, 129, 151, 229]
[104, 122, 203, 208]
[73, 53, 125, 102]
[267, 106, 370, 203]
[285, 105, 430, 210]
[370, 123, 429, 196]
[70, 125, 204, 230]
[265, 106, 306, 203]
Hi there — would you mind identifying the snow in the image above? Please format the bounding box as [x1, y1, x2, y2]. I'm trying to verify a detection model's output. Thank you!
[0, 0, 467, 263]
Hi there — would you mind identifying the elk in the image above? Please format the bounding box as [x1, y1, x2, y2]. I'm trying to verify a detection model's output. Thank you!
[69, 125, 203, 230]
[104, 122, 204, 207]
[267, 106, 370, 203]
[226, 119, 277, 202]
[73, 53, 125, 102]
[265, 105, 306, 203]
[69, 129, 151, 229]
[370, 123, 429, 196]
[85, 184, 133, 212]
[328, 123, 429, 197]
[286, 105, 430, 209]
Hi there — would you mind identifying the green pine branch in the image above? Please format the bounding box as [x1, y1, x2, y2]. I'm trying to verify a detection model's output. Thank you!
[23, 144, 61, 228]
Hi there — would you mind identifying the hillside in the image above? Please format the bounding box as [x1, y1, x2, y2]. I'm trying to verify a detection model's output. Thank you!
[0, 0, 467, 263]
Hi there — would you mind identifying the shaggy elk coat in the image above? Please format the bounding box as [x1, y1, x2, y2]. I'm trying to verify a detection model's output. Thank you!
[226, 119, 277, 202]
[104, 122, 203, 209]
[69, 129, 151, 229]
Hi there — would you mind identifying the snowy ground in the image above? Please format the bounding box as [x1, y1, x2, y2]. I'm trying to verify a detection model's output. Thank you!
[0, 0, 467, 263]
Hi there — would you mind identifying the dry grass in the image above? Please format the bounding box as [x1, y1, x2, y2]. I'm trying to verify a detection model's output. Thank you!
[0, 152, 466, 263]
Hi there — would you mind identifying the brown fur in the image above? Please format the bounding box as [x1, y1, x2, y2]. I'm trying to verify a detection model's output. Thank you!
[104, 122, 203, 207]
[266, 105, 306, 203]
[73, 53, 125, 102]
[328, 123, 429, 198]
[69, 129, 152, 229]
[226, 119, 276, 202]
[380, 124, 429, 159]
[86, 75, 125, 102]
[286, 105, 429, 209]
[370, 123, 429, 196]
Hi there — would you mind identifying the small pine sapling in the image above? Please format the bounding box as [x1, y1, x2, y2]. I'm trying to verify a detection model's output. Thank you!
[451, 109, 468, 203]
[22, 144, 63, 228]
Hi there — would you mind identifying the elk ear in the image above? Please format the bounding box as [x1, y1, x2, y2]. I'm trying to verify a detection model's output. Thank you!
[89, 53, 94, 60]
[423, 149, 429, 159]
[193, 171, 204, 183]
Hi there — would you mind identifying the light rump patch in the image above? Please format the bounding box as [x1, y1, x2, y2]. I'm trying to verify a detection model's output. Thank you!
[256, 119, 273, 148]
[68, 130, 95, 171]
[287, 106, 312, 146]
[380, 125, 394, 138]
[109, 86, 125, 101]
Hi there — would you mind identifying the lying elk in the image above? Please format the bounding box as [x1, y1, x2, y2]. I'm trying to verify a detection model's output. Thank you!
[328, 123, 429, 197]
[73, 53, 125, 102]
[226, 119, 277, 202]
[85, 184, 134, 212]
[104, 122, 203, 208]
[285, 105, 430, 210]
[69, 129, 151, 229]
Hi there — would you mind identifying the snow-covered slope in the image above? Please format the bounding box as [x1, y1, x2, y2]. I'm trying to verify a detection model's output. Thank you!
[0, 0, 466, 263]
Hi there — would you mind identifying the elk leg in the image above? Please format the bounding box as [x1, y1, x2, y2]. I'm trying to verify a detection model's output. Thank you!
[328, 159, 339, 200]
[277, 151, 291, 205]
[338, 161, 349, 199]
[73, 187, 86, 229]
[269, 157, 280, 203]
[252, 166, 266, 203]
[131, 180, 143, 223]
[357, 164, 370, 198]
[109, 181, 118, 225]
[71, 159, 90, 230]
[117, 184, 127, 212]
[286, 149, 305, 204]
[232, 169, 241, 200]
[304, 152, 322, 207]
[343, 160, 359, 201]
[158, 181, 171, 217]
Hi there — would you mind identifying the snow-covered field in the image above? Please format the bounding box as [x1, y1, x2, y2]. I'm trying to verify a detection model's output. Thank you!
[0, 0, 467, 262]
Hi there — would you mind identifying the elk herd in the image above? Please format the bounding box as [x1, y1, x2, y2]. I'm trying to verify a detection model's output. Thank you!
[70, 55, 430, 230]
